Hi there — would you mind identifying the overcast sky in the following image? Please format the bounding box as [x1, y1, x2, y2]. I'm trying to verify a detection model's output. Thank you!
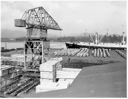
[1, 0, 126, 38]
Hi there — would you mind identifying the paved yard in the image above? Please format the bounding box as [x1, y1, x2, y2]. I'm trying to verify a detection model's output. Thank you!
[24, 61, 126, 97]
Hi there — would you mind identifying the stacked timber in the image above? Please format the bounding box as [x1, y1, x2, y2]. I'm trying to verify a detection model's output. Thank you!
[54, 48, 90, 57]
[36, 57, 81, 93]
[0, 65, 19, 95]
[1, 57, 23, 66]
[1, 54, 34, 67]
[93, 49, 97, 57]
[99, 48, 102, 57]
[54, 49, 80, 56]
[54, 48, 110, 58]
[0, 65, 15, 77]
[115, 50, 126, 59]
[91, 48, 110, 58]
[39, 57, 63, 80]
[5, 78, 34, 96]
[102, 49, 106, 58]
[105, 49, 110, 57]
[11, 54, 32, 62]
[36, 57, 64, 92]
[76, 48, 89, 57]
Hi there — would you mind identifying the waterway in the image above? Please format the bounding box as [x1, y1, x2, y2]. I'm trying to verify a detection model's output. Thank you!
[1, 42, 66, 49]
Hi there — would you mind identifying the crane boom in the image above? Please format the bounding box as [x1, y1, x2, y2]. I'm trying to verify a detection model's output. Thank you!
[20, 6, 61, 30]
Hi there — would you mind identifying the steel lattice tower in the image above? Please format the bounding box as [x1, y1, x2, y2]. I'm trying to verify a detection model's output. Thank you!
[15, 6, 61, 70]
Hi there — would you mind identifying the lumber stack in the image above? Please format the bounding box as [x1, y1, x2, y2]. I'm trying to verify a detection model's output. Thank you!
[36, 57, 81, 93]
[54, 48, 110, 58]
[0, 65, 15, 77]
[115, 50, 126, 59]
[54, 49, 80, 56]
[39, 57, 63, 80]
[11, 54, 32, 62]
[1, 54, 35, 66]
[0, 65, 21, 95]
[91, 48, 110, 58]
[76, 48, 89, 57]
[54, 48, 89, 57]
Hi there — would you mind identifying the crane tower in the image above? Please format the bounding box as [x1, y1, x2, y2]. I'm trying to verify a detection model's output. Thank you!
[15, 6, 61, 70]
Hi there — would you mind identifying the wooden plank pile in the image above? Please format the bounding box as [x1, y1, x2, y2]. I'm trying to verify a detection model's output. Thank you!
[36, 57, 81, 93]
[54, 48, 110, 58]
[5, 78, 33, 96]
[76, 48, 89, 57]
[0, 65, 21, 95]
[1, 54, 33, 66]
[91, 48, 110, 58]
[39, 57, 63, 81]
[115, 50, 126, 59]
[54, 49, 80, 56]
[11, 54, 32, 62]
[0, 65, 15, 77]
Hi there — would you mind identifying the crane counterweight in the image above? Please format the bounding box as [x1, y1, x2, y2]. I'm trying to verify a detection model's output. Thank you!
[15, 19, 26, 27]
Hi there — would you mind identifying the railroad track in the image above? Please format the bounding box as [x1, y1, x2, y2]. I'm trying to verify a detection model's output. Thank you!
[17, 80, 39, 96]
[5, 78, 39, 96]
[5, 78, 32, 95]
[1, 79, 20, 93]
[0, 75, 22, 94]
[11, 79, 35, 96]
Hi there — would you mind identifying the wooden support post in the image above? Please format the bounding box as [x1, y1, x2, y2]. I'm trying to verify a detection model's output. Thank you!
[24, 41, 27, 70]
[53, 64, 56, 82]
[41, 41, 44, 63]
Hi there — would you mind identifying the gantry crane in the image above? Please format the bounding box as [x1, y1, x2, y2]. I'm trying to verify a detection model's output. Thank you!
[15, 6, 62, 70]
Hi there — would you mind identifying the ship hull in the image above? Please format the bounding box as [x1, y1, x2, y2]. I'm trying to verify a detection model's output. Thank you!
[65, 42, 126, 50]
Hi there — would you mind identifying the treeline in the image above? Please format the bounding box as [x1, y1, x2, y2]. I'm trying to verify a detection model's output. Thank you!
[54, 34, 127, 43]
[56, 36, 90, 42]
[2, 34, 126, 43]
[101, 34, 126, 43]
